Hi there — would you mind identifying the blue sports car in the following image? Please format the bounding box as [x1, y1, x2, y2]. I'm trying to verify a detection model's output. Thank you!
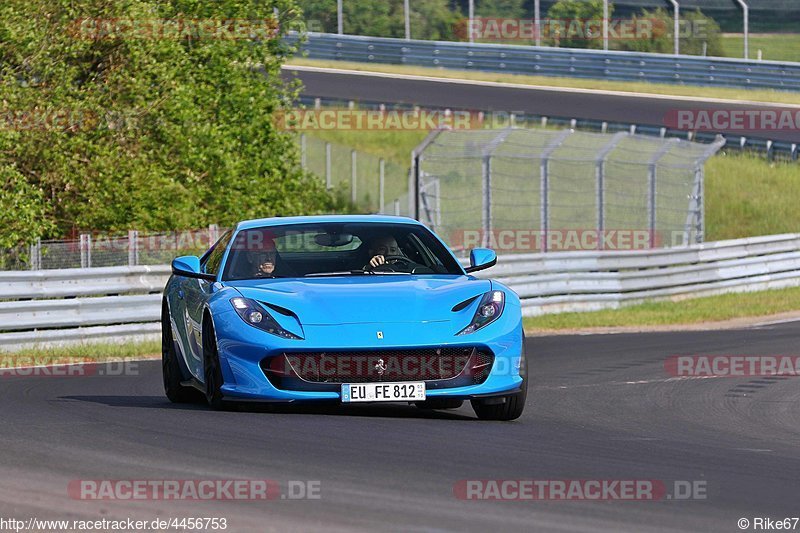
[162, 215, 527, 420]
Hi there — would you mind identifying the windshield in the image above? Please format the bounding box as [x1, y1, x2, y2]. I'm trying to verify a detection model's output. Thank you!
[221, 222, 464, 281]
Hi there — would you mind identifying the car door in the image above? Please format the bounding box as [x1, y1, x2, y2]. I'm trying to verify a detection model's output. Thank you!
[183, 231, 232, 379]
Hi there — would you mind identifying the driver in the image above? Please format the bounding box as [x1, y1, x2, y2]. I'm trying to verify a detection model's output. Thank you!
[244, 235, 294, 278]
[250, 249, 279, 278]
[366, 234, 405, 269]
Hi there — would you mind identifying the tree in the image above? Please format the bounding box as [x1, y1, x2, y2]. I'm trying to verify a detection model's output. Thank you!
[545, 0, 608, 50]
[617, 8, 724, 57]
[475, 0, 526, 19]
[0, 165, 53, 252]
[390, 0, 460, 41]
[298, 0, 460, 40]
[0, 0, 335, 245]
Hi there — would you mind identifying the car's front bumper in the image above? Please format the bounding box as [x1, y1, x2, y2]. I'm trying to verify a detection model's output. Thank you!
[212, 307, 525, 403]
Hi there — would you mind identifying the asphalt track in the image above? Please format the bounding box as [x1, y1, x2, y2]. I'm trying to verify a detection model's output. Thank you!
[282, 66, 800, 144]
[2, 321, 800, 532]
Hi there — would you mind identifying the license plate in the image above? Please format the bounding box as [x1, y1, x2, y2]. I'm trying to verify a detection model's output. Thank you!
[341, 382, 426, 403]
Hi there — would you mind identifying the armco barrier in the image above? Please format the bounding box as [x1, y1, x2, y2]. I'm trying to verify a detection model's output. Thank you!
[292, 33, 800, 92]
[0, 266, 169, 352]
[1, 234, 800, 350]
[464, 234, 800, 316]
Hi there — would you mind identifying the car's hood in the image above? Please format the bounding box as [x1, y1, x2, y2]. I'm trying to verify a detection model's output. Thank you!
[227, 275, 491, 325]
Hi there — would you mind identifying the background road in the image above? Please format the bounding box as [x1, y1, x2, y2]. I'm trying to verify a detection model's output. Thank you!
[283, 66, 800, 144]
[2, 322, 800, 532]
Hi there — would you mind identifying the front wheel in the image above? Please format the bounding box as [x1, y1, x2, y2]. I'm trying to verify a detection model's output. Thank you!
[202, 317, 228, 410]
[471, 341, 528, 421]
[470, 382, 526, 421]
[162, 303, 203, 404]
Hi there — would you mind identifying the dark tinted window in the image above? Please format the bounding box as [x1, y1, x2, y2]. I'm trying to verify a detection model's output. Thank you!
[222, 222, 463, 280]
[202, 231, 232, 276]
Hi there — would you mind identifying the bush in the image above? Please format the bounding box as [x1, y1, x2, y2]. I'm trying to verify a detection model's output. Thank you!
[299, 0, 460, 40]
[545, 0, 608, 50]
[617, 8, 724, 57]
[0, 0, 336, 246]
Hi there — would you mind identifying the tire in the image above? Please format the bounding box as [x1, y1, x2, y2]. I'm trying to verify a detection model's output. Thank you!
[471, 335, 528, 421]
[470, 383, 526, 421]
[162, 302, 203, 404]
[415, 398, 464, 410]
[202, 316, 229, 411]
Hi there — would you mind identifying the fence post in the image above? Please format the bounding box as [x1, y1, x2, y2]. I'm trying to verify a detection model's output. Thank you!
[208, 224, 219, 246]
[435, 178, 442, 229]
[379, 158, 385, 213]
[648, 138, 679, 248]
[481, 155, 491, 247]
[80, 234, 92, 268]
[29, 238, 41, 270]
[300, 133, 307, 170]
[697, 166, 705, 243]
[690, 136, 726, 244]
[540, 130, 573, 253]
[410, 129, 444, 221]
[128, 230, 139, 266]
[479, 129, 513, 247]
[595, 132, 628, 250]
[351, 149, 357, 205]
[394, 199, 400, 216]
[325, 142, 332, 190]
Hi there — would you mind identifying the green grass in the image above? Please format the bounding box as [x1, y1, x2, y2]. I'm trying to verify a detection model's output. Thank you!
[287, 58, 800, 106]
[301, 128, 426, 164]
[720, 33, 800, 63]
[705, 153, 800, 241]
[524, 286, 800, 331]
[0, 340, 160, 364]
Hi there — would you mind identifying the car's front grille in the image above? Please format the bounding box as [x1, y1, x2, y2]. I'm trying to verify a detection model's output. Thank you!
[261, 347, 493, 392]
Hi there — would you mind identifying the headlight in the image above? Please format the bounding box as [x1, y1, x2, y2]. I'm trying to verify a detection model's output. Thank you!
[230, 297, 302, 339]
[456, 290, 505, 335]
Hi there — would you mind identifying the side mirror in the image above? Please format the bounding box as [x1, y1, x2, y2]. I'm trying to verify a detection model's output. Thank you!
[465, 248, 497, 273]
[171, 256, 217, 281]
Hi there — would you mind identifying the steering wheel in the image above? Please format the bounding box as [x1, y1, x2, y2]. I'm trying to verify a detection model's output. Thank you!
[370, 255, 414, 272]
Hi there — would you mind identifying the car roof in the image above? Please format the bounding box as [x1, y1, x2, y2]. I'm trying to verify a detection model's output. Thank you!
[236, 214, 423, 231]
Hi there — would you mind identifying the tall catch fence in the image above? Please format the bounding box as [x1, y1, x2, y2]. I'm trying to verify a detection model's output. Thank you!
[300, 134, 411, 214]
[2, 128, 724, 270]
[414, 127, 724, 254]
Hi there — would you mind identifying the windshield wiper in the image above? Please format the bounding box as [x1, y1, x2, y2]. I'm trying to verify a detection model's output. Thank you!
[303, 270, 414, 277]
[303, 270, 370, 277]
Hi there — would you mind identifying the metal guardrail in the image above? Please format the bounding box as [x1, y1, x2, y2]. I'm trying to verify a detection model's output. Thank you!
[0, 265, 170, 299]
[1, 234, 799, 350]
[293, 33, 800, 92]
[0, 266, 168, 352]
[466, 234, 800, 315]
